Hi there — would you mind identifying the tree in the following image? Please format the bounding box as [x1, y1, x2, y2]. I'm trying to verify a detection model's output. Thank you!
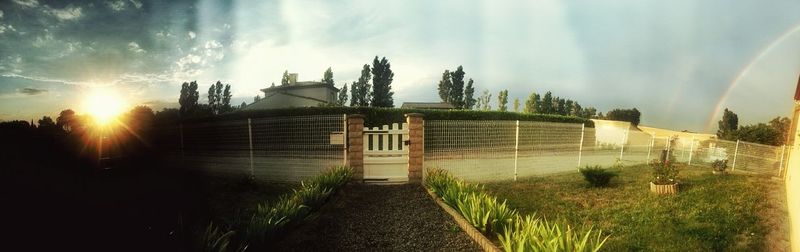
[125, 106, 155, 131]
[476, 89, 492, 111]
[337, 83, 348, 106]
[735, 123, 782, 146]
[556, 98, 566, 115]
[438, 70, 452, 105]
[541, 91, 553, 114]
[606, 108, 642, 126]
[581, 107, 597, 119]
[513, 98, 520, 112]
[322, 67, 334, 86]
[370, 56, 395, 107]
[57, 109, 77, 132]
[449, 66, 465, 109]
[464, 78, 476, 110]
[769, 117, 791, 145]
[207, 81, 231, 115]
[497, 90, 509, 112]
[38, 116, 57, 131]
[717, 108, 738, 140]
[240, 101, 247, 109]
[207, 84, 217, 114]
[571, 102, 582, 117]
[524, 92, 540, 114]
[254, 95, 261, 103]
[178, 81, 199, 116]
[565, 100, 574, 116]
[350, 65, 372, 107]
[281, 70, 290, 86]
[222, 84, 232, 112]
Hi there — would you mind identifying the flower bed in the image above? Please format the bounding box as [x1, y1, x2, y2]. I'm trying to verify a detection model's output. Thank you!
[425, 168, 608, 252]
[196, 166, 353, 251]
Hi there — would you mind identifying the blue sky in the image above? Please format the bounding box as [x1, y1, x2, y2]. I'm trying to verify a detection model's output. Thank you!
[0, 0, 798, 133]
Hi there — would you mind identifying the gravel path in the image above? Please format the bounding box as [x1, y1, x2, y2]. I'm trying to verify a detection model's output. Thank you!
[270, 183, 481, 251]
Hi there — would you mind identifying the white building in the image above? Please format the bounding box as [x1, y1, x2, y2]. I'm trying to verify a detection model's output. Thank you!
[243, 73, 339, 110]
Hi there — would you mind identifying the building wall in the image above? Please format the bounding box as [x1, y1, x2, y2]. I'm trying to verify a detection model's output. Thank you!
[787, 102, 800, 251]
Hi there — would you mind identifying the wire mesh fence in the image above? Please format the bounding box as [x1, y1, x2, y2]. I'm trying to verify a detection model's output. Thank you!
[155, 115, 345, 182]
[424, 119, 789, 182]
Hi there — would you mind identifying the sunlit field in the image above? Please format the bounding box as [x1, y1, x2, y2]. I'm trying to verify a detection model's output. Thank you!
[483, 164, 788, 251]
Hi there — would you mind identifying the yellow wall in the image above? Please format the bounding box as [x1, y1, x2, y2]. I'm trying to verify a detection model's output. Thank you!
[787, 107, 800, 251]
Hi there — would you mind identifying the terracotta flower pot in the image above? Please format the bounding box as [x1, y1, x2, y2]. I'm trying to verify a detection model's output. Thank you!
[650, 181, 678, 195]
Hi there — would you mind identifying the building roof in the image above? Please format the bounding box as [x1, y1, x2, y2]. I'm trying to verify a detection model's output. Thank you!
[400, 102, 455, 109]
[260, 81, 339, 93]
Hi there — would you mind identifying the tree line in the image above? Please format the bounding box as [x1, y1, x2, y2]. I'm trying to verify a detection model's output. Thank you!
[717, 108, 791, 146]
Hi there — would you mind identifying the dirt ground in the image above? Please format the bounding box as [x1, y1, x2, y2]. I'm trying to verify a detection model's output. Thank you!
[762, 178, 791, 251]
[270, 183, 481, 251]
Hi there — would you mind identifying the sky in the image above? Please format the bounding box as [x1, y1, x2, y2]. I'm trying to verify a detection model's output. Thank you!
[0, 0, 799, 133]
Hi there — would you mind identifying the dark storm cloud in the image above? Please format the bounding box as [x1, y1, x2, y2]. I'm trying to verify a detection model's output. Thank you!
[18, 87, 47, 95]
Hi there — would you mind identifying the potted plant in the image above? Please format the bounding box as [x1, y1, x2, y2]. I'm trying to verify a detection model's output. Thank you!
[711, 159, 728, 175]
[650, 150, 679, 195]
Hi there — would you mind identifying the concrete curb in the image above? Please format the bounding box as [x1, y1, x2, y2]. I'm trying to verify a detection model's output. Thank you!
[424, 188, 502, 252]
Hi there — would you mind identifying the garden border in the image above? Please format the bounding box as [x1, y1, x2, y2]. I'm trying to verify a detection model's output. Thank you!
[424, 187, 501, 252]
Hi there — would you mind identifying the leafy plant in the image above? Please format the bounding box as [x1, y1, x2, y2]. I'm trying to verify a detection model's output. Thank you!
[196, 222, 247, 252]
[711, 159, 728, 172]
[651, 158, 678, 185]
[579, 165, 618, 187]
[425, 168, 608, 251]
[499, 215, 608, 252]
[293, 182, 333, 209]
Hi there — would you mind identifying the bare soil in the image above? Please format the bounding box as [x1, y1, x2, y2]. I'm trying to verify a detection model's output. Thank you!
[270, 183, 481, 251]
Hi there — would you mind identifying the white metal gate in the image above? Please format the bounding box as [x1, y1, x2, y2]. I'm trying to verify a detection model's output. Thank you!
[363, 123, 409, 182]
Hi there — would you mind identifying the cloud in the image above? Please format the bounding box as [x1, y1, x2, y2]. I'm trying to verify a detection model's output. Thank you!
[188, 31, 196, 39]
[18, 88, 46, 95]
[127, 41, 145, 53]
[46, 5, 83, 21]
[0, 10, 4, 19]
[129, 0, 143, 9]
[0, 24, 16, 34]
[107, 0, 126, 12]
[12, 0, 38, 8]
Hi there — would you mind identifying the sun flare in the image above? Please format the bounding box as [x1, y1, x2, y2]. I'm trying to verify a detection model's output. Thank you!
[83, 88, 127, 125]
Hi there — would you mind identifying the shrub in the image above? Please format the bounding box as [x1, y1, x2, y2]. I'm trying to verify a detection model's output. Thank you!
[579, 165, 618, 187]
[651, 158, 678, 185]
[179, 107, 594, 127]
[711, 159, 728, 172]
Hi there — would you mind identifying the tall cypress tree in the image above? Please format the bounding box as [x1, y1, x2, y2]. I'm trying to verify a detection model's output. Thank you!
[438, 70, 452, 104]
[464, 78, 476, 110]
[370, 56, 394, 107]
[449, 66, 465, 109]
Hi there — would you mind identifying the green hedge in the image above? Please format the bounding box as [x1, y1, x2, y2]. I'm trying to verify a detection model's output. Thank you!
[183, 107, 594, 127]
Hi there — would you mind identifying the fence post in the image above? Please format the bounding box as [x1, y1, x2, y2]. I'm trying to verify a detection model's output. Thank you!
[732, 140, 740, 171]
[514, 120, 520, 181]
[247, 118, 254, 178]
[646, 135, 654, 162]
[666, 136, 672, 161]
[343, 114, 348, 166]
[578, 124, 585, 167]
[688, 135, 695, 165]
[346, 114, 365, 181]
[619, 127, 629, 161]
[406, 113, 425, 182]
[779, 145, 786, 178]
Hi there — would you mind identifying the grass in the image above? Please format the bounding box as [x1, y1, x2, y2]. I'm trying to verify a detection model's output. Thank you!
[483, 164, 778, 251]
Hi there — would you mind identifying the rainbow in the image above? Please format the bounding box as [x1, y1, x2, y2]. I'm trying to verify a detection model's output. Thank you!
[705, 22, 800, 132]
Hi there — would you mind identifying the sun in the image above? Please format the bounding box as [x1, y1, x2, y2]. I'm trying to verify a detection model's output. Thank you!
[83, 88, 127, 125]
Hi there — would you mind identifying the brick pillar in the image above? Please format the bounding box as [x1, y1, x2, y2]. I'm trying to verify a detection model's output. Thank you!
[346, 114, 365, 181]
[406, 113, 424, 182]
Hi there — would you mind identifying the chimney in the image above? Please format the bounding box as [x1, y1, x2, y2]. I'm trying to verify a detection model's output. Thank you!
[289, 73, 298, 85]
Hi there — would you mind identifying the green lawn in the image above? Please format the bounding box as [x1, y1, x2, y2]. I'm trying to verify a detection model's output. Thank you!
[483, 164, 785, 251]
